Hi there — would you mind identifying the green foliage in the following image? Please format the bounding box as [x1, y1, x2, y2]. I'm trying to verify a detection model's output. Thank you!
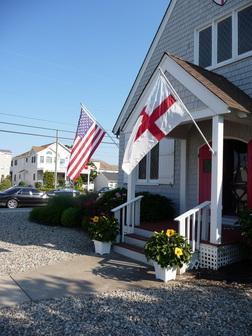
[88, 215, 119, 242]
[43, 171, 54, 189]
[18, 181, 27, 187]
[137, 192, 175, 222]
[74, 176, 84, 191]
[96, 188, 127, 214]
[29, 195, 75, 226]
[0, 177, 11, 191]
[61, 207, 82, 227]
[239, 209, 252, 243]
[144, 230, 192, 268]
[35, 182, 43, 189]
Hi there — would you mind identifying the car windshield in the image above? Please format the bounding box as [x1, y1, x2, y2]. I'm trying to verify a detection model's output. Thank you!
[2, 187, 20, 195]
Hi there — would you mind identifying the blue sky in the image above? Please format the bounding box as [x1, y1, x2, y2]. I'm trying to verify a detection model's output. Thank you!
[0, 0, 168, 164]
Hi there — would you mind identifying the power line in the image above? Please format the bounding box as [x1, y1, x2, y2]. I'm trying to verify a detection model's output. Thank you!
[0, 129, 117, 145]
[0, 111, 116, 134]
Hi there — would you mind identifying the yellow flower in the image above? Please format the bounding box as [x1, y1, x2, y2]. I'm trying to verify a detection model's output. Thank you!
[166, 229, 175, 237]
[175, 247, 183, 257]
[91, 216, 99, 223]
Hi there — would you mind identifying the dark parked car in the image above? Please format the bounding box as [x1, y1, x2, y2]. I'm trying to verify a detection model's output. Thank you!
[47, 188, 80, 198]
[0, 187, 48, 209]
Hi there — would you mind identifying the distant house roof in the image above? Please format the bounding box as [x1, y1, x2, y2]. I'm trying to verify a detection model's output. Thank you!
[102, 172, 118, 182]
[92, 159, 118, 172]
[0, 149, 12, 154]
[13, 142, 70, 160]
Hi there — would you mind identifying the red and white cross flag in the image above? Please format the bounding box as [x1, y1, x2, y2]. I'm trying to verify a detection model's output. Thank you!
[67, 106, 105, 180]
[122, 72, 188, 175]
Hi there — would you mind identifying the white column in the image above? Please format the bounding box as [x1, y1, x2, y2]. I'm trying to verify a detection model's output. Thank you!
[126, 167, 137, 227]
[210, 115, 224, 244]
[180, 139, 187, 213]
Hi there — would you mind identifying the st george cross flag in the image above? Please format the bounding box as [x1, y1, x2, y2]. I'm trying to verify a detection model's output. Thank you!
[67, 106, 106, 180]
[122, 73, 188, 175]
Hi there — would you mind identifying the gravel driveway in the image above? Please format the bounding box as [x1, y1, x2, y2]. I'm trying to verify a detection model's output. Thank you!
[0, 209, 92, 275]
[0, 280, 251, 336]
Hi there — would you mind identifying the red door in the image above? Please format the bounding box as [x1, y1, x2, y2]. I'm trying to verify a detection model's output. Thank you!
[199, 144, 212, 203]
[248, 140, 252, 209]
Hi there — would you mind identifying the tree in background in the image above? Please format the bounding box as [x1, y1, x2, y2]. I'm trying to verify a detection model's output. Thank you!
[43, 171, 54, 189]
[0, 176, 11, 191]
[18, 181, 27, 187]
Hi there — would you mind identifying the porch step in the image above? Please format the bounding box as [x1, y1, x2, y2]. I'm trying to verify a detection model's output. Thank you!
[124, 234, 148, 249]
[134, 227, 154, 238]
[222, 216, 239, 227]
[113, 243, 152, 266]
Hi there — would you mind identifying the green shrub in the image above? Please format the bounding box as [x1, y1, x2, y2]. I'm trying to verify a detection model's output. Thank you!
[96, 188, 127, 214]
[29, 207, 58, 226]
[45, 196, 76, 225]
[35, 182, 43, 189]
[137, 192, 175, 222]
[0, 177, 11, 191]
[61, 207, 82, 227]
[239, 209, 252, 252]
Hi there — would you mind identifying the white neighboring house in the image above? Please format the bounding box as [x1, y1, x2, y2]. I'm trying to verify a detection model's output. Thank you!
[0, 149, 12, 182]
[10, 143, 75, 186]
[94, 172, 118, 192]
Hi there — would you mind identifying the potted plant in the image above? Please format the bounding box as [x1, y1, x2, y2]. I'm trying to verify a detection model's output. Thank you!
[88, 215, 119, 255]
[144, 229, 192, 282]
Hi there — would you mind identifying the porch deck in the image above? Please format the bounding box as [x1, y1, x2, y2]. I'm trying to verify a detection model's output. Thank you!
[139, 221, 243, 245]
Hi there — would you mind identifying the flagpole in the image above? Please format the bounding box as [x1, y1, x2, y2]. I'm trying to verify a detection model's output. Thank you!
[80, 103, 119, 148]
[158, 68, 214, 154]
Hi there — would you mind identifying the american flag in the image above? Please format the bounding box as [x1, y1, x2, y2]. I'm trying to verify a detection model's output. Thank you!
[67, 107, 106, 180]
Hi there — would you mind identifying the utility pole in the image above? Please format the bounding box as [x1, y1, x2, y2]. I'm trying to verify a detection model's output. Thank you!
[54, 129, 59, 189]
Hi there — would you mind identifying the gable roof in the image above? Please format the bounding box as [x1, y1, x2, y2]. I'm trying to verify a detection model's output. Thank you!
[169, 54, 252, 114]
[115, 52, 252, 133]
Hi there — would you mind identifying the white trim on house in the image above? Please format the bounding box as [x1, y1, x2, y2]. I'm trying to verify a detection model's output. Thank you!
[194, 2, 252, 70]
[113, 0, 177, 134]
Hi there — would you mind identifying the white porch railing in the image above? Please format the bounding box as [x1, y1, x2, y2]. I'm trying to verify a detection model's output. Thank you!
[175, 201, 211, 252]
[111, 195, 144, 243]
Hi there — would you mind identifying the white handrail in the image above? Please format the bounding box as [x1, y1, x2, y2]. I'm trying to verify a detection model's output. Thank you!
[175, 201, 211, 252]
[111, 195, 144, 242]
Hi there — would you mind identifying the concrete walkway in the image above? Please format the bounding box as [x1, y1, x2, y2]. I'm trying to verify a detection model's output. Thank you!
[0, 253, 158, 308]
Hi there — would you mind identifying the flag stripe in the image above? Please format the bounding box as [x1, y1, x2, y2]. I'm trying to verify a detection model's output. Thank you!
[67, 125, 102, 177]
[70, 131, 105, 180]
[69, 128, 105, 180]
[68, 127, 105, 180]
[68, 124, 97, 168]
[67, 107, 106, 181]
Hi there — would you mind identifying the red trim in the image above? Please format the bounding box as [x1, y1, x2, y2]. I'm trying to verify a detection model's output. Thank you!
[248, 140, 252, 209]
[199, 144, 212, 203]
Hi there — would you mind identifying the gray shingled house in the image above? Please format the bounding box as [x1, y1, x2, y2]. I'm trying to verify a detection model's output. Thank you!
[112, 0, 252, 270]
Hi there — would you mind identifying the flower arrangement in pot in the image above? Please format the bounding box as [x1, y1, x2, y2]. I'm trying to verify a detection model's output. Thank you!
[144, 229, 192, 282]
[88, 215, 119, 255]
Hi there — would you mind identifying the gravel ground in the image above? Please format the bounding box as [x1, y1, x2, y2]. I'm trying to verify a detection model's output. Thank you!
[0, 280, 251, 336]
[0, 210, 93, 275]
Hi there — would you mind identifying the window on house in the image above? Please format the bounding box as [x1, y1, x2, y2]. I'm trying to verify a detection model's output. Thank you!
[199, 26, 212, 68]
[217, 16, 232, 63]
[11, 161, 13, 167]
[14, 175, 16, 182]
[60, 159, 65, 165]
[40, 156, 44, 163]
[19, 174, 21, 180]
[33, 173, 36, 181]
[46, 156, 52, 164]
[138, 144, 159, 181]
[25, 158, 28, 163]
[14, 160, 17, 166]
[46, 151, 52, 155]
[138, 156, 147, 180]
[238, 5, 252, 55]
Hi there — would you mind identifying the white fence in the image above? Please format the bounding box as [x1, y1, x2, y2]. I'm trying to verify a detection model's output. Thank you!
[111, 195, 143, 242]
[175, 201, 211, 252]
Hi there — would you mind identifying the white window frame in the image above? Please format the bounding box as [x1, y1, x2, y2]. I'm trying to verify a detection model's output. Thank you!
[137, 145, 159, 185]
[195, 3, 252, 70]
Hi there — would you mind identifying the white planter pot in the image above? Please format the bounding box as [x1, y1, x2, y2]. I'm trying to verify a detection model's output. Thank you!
[153, 261, 177, 282]
[93, 240, 111, 255]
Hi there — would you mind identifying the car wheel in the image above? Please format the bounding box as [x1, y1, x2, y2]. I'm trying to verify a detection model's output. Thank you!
[6, 199, 18, 209]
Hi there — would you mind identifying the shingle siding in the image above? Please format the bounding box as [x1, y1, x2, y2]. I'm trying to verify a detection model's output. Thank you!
[117, 0, 252, 213]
